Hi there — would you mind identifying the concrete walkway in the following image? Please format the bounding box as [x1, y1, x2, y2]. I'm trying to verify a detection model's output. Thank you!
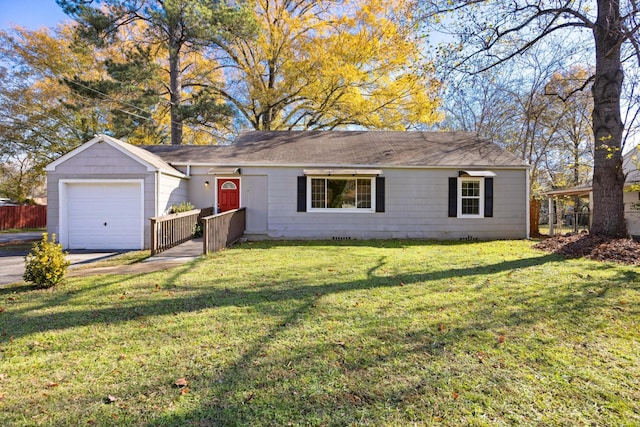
[0, 231, 43, 244]
[68, 238, 204, 277]
[1, 236, 205, 285]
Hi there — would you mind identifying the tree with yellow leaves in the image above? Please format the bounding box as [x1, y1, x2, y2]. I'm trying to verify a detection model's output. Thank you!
[0, 25, 107, 201]
[214, 0, 441, 130]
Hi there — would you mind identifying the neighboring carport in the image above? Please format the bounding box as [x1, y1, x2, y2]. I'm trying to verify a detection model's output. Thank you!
[544, 184, 592, 236]
[46, 134, 188, 250]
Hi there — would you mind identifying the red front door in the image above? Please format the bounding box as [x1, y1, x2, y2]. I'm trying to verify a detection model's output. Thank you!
[217, 178, 240, 212]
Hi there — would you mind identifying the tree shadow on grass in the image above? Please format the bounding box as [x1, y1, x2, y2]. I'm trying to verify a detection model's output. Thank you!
[146, 256, 639, 426]
[1, 252, 566, 343]
[3, 243, 638, 425]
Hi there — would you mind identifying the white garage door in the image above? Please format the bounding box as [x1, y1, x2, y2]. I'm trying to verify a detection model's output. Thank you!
[66, 182, 143, 250]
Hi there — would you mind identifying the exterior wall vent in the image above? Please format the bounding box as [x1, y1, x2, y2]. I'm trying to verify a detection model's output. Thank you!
[332, 236, 352, 241]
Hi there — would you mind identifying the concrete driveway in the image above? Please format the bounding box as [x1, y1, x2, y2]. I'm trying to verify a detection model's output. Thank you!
[0, 233, 118, 287]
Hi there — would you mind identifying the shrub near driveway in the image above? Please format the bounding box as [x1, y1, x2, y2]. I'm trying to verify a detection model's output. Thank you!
[0, 240, 638, 426]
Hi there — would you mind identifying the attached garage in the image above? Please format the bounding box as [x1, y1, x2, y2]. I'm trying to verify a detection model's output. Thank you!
[46, 135, 188, 250]
[61, 180, 144, 250]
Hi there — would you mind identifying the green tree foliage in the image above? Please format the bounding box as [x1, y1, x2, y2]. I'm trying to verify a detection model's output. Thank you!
[65, 45, 166, 143]
[0, 158, 44, 203]
[0, 25, 105, 184]
[57, 0, 256, 145]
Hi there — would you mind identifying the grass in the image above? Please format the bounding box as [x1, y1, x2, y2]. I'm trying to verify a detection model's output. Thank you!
[0, 228, 46, 234]
[0, 240, 638, 426]
[538, 224, 589, 235]
[71, 250, 152, 269]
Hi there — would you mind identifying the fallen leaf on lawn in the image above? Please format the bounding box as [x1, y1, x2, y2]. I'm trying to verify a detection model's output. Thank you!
[174, 377, 188, 388]
[0, 306, 5, 312]
[0, 393, 5, 401]
[452, 391, 460, 399]
[336, 341, 346, 348]
[46, 382, 59, 388]
[438, 323, 445, 332]
[497, 335, 505, 344]
[105, 395, 118, 404]
[244, 392, 254, 403]
[399, 282, 405, 286]
[180, 387, 189, 395]
[349, 393, 362, 404]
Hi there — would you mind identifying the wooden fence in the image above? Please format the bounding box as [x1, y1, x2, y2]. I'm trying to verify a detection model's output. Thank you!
[150, 209, 202, 256]
[202, 208, 246, 254]
[0, 205, 47, 230]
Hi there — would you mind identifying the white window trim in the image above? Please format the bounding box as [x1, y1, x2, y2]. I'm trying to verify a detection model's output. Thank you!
[306, 176, 376, 213]
[457, 177, 484, 218]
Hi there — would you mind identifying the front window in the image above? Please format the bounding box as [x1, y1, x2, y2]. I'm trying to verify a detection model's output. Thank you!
[309, 177, 374, 211]
[458, 178, 484, 217]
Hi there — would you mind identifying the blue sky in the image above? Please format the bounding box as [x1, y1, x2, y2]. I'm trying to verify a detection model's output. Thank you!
[1, 0, 69, 30]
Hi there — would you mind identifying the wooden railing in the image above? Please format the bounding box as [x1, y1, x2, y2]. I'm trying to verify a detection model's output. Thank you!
[150, 209, 202, 256]
[202, 208, 246, 254]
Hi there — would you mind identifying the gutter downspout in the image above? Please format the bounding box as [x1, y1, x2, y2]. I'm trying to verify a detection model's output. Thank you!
[155, 171, 160, 217]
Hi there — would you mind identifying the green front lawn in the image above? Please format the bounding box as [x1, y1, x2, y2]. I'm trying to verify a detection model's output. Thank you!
[1, 240, 638, 426]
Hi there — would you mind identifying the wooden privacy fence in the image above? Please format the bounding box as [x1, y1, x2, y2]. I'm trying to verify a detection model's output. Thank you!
[0, 205, 47, 230]
[202, 208, 246, 254]
[150, 209, 202, 256]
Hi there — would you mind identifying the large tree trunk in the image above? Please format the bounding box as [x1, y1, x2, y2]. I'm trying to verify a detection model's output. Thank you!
[590, 0, 627, 237]
[169, 38, 183, 145]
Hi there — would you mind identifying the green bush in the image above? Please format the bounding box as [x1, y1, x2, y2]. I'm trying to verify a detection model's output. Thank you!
[169, 201, 195, 213]
[23, 233, 70, 288]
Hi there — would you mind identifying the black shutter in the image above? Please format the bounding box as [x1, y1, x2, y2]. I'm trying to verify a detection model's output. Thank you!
[297, 176, 306, 212]
[484, 177, 493, 217]
[375, 176, 385, 212]
[448, 177, 457, 217]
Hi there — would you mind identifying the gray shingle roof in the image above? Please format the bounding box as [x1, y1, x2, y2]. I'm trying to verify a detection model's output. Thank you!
[142, 131, 529, 168]
[99, 134, 186, 177]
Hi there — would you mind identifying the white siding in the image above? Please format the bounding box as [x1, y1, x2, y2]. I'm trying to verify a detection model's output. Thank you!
[624, 190, 640, 237]
[186, 166, 216, 209]
[247, 166, 528, 240]
[157, 173, 188, 215]
[48, 142, 159, 249]
[243, 175, 269, 237]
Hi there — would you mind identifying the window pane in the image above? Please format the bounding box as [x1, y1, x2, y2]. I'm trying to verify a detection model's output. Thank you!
[461, 198, 480, 215]
[310, 177, 373, 209]
[311, 179, 325, 208]
[327, 179, 355, 208]
[462, 181, 480, 197]
[357, 179, 371, 208]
